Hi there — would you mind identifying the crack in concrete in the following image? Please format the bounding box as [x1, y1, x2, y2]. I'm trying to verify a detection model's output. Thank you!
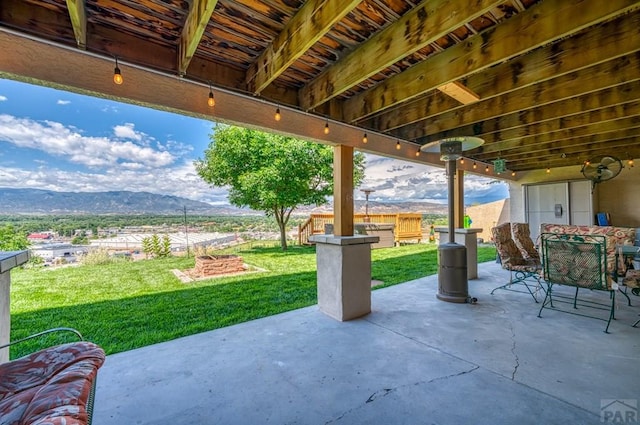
[508, 318, 519, 380]
[324, 366, 479, 424]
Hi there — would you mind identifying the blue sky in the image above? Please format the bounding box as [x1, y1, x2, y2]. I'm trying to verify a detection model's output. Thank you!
[0, 78, 508, 206]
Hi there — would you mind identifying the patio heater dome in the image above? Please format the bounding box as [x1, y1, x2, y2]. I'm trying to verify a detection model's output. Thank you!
[421, 136, 484, 303]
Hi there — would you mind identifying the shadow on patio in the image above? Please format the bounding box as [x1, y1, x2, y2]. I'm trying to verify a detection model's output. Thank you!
[94, 261, 640, 425]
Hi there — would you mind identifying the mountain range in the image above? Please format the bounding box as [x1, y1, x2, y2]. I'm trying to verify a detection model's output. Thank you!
[0, 188, 447, 215]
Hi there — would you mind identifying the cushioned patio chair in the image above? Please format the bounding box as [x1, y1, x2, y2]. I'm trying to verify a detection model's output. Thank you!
[491, 222, 543, 302]
[0, 327, 105, 424]
[538, 233, 616, 332]
[511, 222, 540, 262]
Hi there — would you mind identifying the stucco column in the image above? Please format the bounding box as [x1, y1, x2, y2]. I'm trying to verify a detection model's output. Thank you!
[311, 145, 377, 321]
[0, 251, 30, 363]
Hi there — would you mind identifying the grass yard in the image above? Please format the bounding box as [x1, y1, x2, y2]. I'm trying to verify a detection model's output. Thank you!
[9, 242, 496, 358]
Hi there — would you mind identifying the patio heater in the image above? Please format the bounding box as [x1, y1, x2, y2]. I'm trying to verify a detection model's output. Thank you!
[421, 137, 484, 303]
[361, 189, 375, 222]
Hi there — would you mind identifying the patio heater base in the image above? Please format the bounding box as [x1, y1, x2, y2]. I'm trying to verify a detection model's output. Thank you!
[437, 242, 470, 303]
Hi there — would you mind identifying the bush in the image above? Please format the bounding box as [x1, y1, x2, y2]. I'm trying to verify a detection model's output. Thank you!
[81, 248, 112, 266]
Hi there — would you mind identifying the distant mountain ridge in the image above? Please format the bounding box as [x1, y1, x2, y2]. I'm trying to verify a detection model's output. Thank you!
[0, 188, 448, 215]
[0, 188, 248, 215]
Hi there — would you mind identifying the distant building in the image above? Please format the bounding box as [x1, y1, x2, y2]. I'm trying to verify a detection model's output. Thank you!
[27, 232, 54, 242]
[31, 243, 88, 263]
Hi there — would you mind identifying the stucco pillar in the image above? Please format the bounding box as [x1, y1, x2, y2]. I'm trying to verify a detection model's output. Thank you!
[0, 251, 30, 363]
[311, 145, 377, 321]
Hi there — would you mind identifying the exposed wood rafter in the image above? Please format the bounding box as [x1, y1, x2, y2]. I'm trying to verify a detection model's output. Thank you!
[65, 0, 86, 49]
[245, 0, 361, 95]
[178, 0, 218, 76]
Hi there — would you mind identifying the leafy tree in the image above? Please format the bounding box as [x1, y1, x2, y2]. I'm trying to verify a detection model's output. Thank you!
[141, 236, 154, 259]
[195, 126, 366, 250]
[0, 225, 30, 251]
[159, 235, 172, 257]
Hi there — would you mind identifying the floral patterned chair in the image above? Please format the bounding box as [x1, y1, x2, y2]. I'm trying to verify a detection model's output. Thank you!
[539, 233, 616, 332]
[0, 328, 105, 425]
[511, 222, 540, 262]
[491, 222, 543, 302]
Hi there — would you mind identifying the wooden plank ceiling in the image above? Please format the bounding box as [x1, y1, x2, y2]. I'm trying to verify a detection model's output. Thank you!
[1, 0, 639, 174]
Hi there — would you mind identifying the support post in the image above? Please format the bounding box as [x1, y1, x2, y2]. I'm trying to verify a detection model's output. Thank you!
[333, 145, 354, 236]
[0, 251, 30, 363]
[454, 168, 465, 228]
[310, 145, 378, 321]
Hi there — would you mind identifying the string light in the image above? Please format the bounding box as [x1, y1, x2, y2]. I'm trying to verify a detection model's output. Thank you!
[473, 162, 477, 169]
[396, 140, 401, 150]
[415, 147, 420, 157]
[460, 158, 465, 165]
[511, 171, 516, 177]
[546, 167, 551, 174]
[485, 165, 489, 173]
[324, 120, 330, 135]
[207, 82, 215, 107]
[274, 106, 281, 121]
[628, 158, 634, 168]
[113, 57, 123, 85]
[362, 133, 368, 143]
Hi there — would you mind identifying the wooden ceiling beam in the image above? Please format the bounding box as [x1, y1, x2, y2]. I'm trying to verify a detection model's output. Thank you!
[65, 0, 86, 49]
[299, 0, 502, 111]
[473, 128, 640, 162]
[178, 0, 219, 75]
[507, 144, 640, 171]
[419, 96, 640, 146]
[366, 11, 640, 132]
[246, 0, 360, 96]
[343, 0, 640, 123]
[402, 54, 640, 140]
[473, 115, 640, 158]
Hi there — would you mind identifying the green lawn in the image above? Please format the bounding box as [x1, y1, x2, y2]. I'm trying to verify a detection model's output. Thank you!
[9, 242, 496, 358]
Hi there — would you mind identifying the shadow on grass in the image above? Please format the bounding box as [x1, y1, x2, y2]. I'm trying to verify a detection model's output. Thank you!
[10, 270, 318, 358]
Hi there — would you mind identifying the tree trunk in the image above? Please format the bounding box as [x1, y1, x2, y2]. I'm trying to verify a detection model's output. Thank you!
[277, 219, 288, 251]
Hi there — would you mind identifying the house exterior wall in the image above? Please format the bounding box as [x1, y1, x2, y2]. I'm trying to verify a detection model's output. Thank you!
[507, 159, 640, 229]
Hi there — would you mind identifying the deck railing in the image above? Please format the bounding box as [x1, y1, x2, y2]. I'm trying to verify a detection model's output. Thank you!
[298, 213, 423, 245]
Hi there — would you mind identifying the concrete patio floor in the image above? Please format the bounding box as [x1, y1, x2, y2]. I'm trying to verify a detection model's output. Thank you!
[94, 261, 640, 425]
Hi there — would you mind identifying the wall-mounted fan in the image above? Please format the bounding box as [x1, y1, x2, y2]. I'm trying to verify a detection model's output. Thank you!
[581, 156, 623, 190]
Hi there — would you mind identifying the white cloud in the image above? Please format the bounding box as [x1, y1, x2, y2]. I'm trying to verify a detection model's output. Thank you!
[0, 114, 175, 169]
[0, 95, 7, 102]
[113, 123, 143, 141]
[57, 100, 70, 105]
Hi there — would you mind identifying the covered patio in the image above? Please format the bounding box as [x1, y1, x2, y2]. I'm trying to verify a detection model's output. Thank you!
[93, 261, 640, 424]
[1, 1, 640, 423]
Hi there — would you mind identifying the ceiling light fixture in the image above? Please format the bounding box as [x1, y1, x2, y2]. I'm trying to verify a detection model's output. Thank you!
[274, 106, 281, 121]
[362, 133, 368, 144]
[113, 57, 123, 85]
[324, 119, 329, 135]
[207, 82, 215, 107]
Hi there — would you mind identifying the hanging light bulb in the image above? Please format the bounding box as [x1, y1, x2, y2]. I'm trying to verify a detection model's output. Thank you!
[415, 148, 420, 157]
[207, 82, 215, 107]
[274, 106, 281, 121]
[396, 140, 401, 150]
[473, 162, 477, 169]
[324, 120, 330, 135]
[546, 167, 551, 174]
[628, 158, 634, 168]
[460, 158, 465, 165]
[485, 164, 489, 173]
[511, 171, 516, 177]
[362, 133, 368, 144]
[113, 57, 123, 85]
